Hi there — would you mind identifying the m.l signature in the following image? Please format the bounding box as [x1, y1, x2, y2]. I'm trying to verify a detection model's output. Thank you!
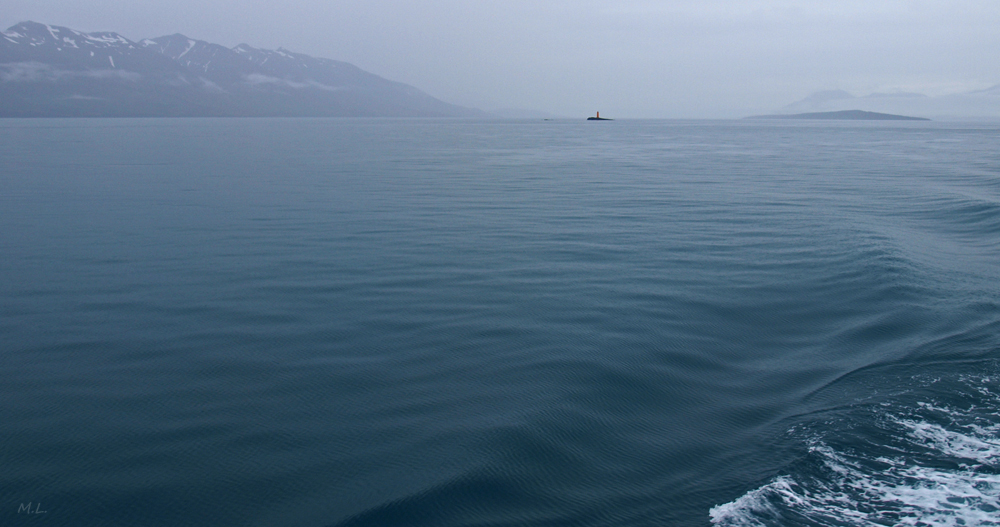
[18, 502, 47, 515]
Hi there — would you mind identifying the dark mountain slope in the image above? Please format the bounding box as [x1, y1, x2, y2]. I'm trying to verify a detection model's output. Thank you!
[0, 21, 482, 117]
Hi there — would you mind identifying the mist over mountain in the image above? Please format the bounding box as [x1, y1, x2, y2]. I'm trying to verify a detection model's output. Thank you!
[779, 87, 1000, 120]
[0, 21, 484, 117]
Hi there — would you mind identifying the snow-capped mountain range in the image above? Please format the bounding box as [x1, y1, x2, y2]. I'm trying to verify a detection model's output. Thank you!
[0, 21, 483, 117]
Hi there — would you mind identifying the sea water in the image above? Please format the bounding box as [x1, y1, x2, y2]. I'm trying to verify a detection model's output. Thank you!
[1, 118, 998, 526]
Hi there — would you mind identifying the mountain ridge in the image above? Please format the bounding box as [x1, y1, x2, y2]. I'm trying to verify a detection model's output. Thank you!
[746, 109, 930, 121]
[778, 87, 1000, 120]
[0, 21, 484, 118]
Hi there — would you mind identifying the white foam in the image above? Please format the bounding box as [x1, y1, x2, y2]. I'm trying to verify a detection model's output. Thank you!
[712, 398, 1000, 526]
[710, 477, 804, 526]
[713, 452, 1000, 525]
[898, 418, 1000, 464]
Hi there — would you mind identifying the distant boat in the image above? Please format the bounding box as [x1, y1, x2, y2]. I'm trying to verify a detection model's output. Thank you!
[587, 111, 612, 121]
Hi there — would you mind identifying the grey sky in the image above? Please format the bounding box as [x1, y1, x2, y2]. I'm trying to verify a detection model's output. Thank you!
[6, 1, 1000, 117]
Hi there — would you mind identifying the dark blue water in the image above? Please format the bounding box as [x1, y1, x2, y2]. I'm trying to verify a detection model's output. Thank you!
[2, 118, 999, 526]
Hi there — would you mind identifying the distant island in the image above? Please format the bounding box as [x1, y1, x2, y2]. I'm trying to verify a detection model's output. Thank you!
[772, 87, 1000, 120]
[745, 110, 930, 121]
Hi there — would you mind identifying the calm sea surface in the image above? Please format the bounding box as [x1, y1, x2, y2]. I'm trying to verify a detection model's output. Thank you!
[2, 118, 999, 526]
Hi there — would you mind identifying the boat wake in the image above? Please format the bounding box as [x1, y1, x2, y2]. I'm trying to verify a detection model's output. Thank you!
[711, 369, 1000, 527]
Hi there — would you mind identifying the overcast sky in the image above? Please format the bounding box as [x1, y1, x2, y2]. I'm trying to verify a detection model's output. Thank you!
[5, 1, 1000, 117]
